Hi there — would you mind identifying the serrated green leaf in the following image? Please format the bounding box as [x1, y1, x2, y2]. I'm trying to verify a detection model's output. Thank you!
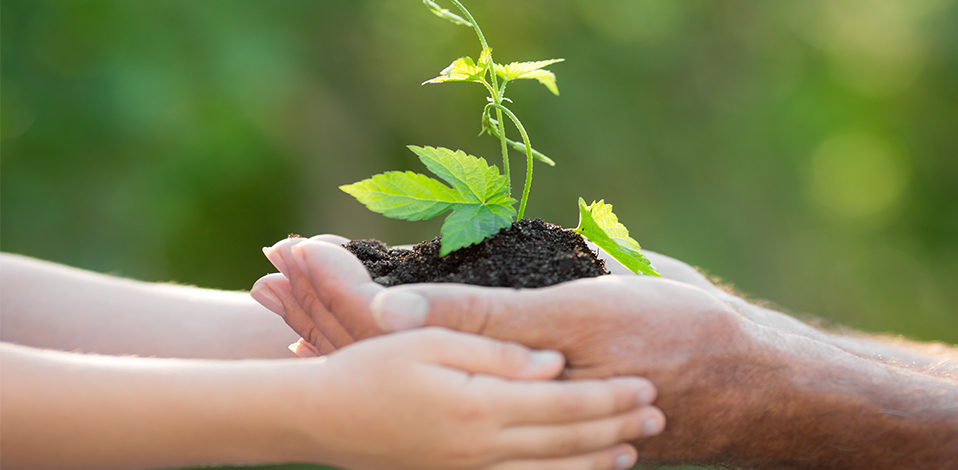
[423, 48, 492, 85]
[494, 59, 565, 95]
[440, 204, 514, 256]
[572, 198, 660, 276]
[341, 146, 517, 255]
[407, 145, 508, 202]
[339, 171, 456, 221]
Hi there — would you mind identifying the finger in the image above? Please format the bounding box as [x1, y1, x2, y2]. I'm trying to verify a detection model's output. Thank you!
[369, 283, 525, 336]
[489, 443, 637, 470]
[290, 240, 385, 340]
[397, 328, 565, 380]
[639, 250, 721, 293]
[586, 238, 718, 289]
[368, 279, 607, 349]
[250, 273, 287, 315]
[271, 239, 357, 348]
[496, 406, 665, 459]
[288, 338, 320, 358]
[310, 234, 350, 245]
[262, 237, 304, 275]
[489, 376, 656, 425]
[251, 273, 337, 354]
[366, 276, 706, 352]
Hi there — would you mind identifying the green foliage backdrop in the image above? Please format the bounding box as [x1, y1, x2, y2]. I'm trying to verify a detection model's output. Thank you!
[2, 1, 956, 467]
[4, 0, 957, 349]
[7, 0, 955, 341]
[0, 0, 958, 342]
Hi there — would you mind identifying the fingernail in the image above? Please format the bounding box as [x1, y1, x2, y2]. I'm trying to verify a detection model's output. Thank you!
[298, 338, 321, 355]
[642, 418, 663, 436]
[263, 246, 287, 274]
[250, 281, 284, 316]
[370, 291, 428, 331]
[614, 454, 634, 470]
[290, 243, 311, 274]
[528, 350, 562, 367]
[289, 339, 320, 358]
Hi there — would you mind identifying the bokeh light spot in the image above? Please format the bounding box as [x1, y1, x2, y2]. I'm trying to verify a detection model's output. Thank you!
[808, 133, 910, 226]
[798, 0, 950, 96]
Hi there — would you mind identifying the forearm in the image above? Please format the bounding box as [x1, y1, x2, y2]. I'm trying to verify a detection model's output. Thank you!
[724, 324, 958, 470]
[642, 249, 958, 374]
[0, 253, 298, 359]
[0, 342, 316, 469]
[723, 294, 958, 376]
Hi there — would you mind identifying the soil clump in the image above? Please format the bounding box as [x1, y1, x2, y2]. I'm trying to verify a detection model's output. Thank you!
[344, 218, 608, 288]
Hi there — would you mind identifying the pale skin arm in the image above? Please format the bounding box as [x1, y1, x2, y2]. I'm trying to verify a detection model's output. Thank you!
[253, 237, 958, 469]
[1, 252, 667, 470]
[0, 253, 298, 359]
[1, 328, 665, 470]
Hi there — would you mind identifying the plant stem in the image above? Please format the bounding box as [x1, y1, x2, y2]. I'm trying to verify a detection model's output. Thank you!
[449, 0, 487, 50]
[450, 0, 512, 195]
[488, 103, 534, 220]
[484, 114, 555, 166]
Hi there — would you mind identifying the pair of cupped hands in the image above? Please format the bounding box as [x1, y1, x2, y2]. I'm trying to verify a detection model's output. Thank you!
[250, 235, 762, 470]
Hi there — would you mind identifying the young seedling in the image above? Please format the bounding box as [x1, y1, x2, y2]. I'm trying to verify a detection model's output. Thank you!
[341, 0, 660, 276]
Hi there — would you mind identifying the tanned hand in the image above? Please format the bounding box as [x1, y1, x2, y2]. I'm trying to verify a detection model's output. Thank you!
[253, 237, 958, 470]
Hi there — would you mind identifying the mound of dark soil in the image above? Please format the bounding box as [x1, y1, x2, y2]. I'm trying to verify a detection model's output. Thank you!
[345, 218, 609, 288]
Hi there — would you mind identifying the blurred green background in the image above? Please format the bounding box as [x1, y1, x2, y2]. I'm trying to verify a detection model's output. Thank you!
[1, 0, 956, 467]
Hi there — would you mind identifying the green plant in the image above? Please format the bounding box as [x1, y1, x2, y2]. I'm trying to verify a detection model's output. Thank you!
[341, 0, 660, 276]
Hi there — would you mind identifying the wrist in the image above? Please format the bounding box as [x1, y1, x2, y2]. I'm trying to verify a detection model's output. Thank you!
[720, 324, 958, 469]
[200, 359, 329, 466]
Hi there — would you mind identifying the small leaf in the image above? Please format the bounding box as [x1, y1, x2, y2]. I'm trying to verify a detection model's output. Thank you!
[494, 59, 564, 95]
[341, 146, 517, 256]
[477, 48, 492, 71]
[423, 48, 492, 85]
[572, 198, 660, 276]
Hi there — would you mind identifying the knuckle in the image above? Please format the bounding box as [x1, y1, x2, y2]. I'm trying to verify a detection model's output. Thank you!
[551, 427, 586, 453]
[295, 287, 321, 313]
[462, 293, 493, 333]
[618, 410, 648, 440]
[553, 389, 588, 417]
[492, 341, 530, 370]
[323, 291, 350, 317]
[302, 325, 324, 349]
[441, 437, 486, 466]
[415, 326, 450, 345]
[451, 396, 493, 423]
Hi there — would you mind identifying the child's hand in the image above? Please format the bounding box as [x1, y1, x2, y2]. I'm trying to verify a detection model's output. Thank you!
[297, 327, 663, 470]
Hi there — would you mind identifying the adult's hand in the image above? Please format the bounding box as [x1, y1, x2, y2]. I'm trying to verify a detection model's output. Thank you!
[251, 235, 729, 356]
[253, 239, 958, 469]
[253, 239, 751, 461]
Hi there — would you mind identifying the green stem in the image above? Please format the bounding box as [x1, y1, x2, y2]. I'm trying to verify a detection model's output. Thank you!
[484, 113, 555, 166]
[449, 0, 511, 195]
[488, 103, 534, 220]
[449, 0, 488, 50]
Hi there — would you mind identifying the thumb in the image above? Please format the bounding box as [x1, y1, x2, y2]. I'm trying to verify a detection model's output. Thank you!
[369, 282, 572, 350]
[405, 328, 565, 380]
